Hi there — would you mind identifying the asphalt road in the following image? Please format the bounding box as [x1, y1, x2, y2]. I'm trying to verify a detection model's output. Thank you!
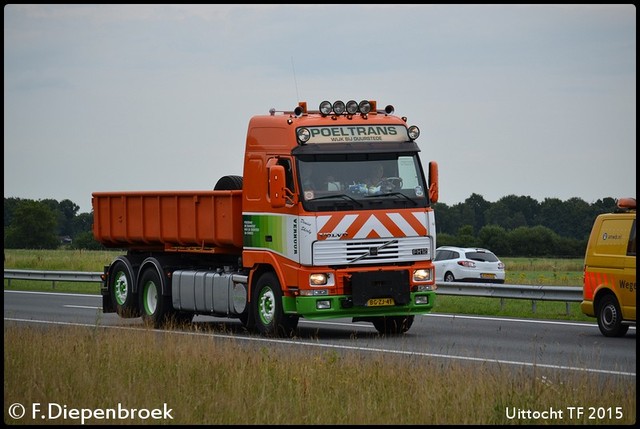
[4, 289, 635, 380]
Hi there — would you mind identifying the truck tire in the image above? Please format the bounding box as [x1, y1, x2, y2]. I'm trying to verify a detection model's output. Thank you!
[372, 315, 414, 335]
[252, 272, 298, 337]
[214, 175, 243, 190]
[139, 267, 172, 328]
[596, 294, 629, 337]
[110, 259, 139, 318]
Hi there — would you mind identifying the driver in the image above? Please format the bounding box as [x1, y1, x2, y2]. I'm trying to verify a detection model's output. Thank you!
[364, 163, 384, 187]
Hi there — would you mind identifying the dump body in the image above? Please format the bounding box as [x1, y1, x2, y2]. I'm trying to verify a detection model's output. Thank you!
[92, 190, 243, 251]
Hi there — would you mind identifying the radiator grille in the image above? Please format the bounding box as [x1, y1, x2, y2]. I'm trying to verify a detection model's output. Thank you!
[313, 236, 432, 265]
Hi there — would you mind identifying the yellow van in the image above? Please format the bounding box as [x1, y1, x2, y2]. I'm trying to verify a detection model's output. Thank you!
[581, 197, 636, 337]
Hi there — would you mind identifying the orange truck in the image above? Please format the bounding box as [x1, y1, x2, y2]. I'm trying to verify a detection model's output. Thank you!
[92, 99, 439, 337]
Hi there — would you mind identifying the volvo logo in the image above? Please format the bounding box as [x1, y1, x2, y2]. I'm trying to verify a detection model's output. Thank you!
[318, 232, 348, 238]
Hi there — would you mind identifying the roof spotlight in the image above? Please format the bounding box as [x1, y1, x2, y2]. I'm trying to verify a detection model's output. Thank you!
[297, 127, 311, 144]
[358, 100, 371, 114]
[319, 101, 332, 115]
[408, 125, 420, 140]
[346, 100, 359, 114]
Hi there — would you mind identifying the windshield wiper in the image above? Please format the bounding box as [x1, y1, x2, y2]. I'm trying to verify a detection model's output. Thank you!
[364, 192, 418, 206]
[309, 193, 363, 207]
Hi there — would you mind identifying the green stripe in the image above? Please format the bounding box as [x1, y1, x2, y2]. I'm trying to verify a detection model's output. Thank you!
[243, 214, 290, 255]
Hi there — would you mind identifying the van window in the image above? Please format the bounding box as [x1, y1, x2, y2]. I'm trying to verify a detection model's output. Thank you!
[627, 220, 636, 256]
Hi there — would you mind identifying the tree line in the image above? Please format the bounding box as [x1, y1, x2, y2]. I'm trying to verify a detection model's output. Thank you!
[4, 194, 620, 257]
[433, 193, 618, 258]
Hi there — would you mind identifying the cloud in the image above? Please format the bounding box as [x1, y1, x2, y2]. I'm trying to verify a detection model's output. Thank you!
[4, 4, 635, 213]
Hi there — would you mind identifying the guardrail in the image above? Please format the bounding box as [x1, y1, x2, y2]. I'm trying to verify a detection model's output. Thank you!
[4, 269, 102, 285]
[436, 281, 582, 314]
[4, 269, 583, 314]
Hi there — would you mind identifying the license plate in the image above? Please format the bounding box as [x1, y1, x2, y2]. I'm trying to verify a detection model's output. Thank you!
[367, 298, 395, 307]
[481, 273, 496, 279]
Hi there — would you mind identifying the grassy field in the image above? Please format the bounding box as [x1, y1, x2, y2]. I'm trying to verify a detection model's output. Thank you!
[4, 250, 633, 425]
[4, 323, 635, 425]
[3, 249, 118, 272]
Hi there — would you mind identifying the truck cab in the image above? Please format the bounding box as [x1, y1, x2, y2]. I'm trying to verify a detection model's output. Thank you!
[240, 100, 439, 335]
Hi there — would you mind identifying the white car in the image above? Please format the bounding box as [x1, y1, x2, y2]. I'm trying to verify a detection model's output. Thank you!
[434, 246, 506, 284]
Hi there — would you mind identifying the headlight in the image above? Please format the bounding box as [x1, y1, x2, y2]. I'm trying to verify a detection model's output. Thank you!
[309, 273, 328, 285]
[309, 273, 335, 286]
[413, 269, 432, 282]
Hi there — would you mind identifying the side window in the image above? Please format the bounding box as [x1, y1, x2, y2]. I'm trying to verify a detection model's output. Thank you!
[437, 250, 455, 261]
[277, 158, 294, 191]
[627, 220, 636, 256]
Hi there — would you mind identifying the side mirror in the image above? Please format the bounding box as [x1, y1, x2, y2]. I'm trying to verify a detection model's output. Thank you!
[428, 161, 439, 203]
[269, 165, 287, 208]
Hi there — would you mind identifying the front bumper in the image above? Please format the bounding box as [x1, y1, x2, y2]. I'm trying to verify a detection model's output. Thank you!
[283, 291, 436, 320]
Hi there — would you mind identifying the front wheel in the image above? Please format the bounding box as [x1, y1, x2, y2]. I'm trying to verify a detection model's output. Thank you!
[372, 315, 414, 335]
[596, 294, 629, 337]
[252, 272, 298, 337]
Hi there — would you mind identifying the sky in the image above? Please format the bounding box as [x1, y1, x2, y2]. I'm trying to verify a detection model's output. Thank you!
[4, 4, 636, 214]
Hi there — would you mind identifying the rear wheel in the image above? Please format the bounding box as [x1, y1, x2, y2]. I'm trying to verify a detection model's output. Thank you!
[252, 272, 298, 337]
[597, 294, 629, 337]
[372, 315, 414, 335]
[139, 267, 173, 328]
[109, 260, 139, 318]
[443, 272, 455, 282]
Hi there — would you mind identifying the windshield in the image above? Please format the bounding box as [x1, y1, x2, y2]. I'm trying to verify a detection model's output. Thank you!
[296, 154, 429, 211]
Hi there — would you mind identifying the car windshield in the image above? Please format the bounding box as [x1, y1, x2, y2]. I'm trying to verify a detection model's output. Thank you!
[465, 251, 499, 262]
[296, 154, 429, 211]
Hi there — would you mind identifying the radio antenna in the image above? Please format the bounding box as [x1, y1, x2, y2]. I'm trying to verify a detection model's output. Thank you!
[291, 56, 300, 102]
